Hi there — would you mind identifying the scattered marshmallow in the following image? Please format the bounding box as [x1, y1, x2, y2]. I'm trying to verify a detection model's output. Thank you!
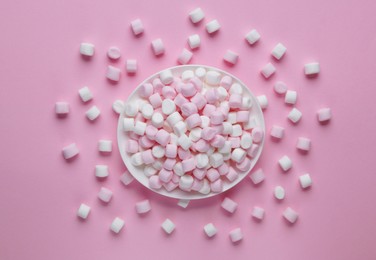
[160, 69, 173, 84]
[204, 223, 217, 237]
[189, 7, 205, 24]
[285, 90, 297, 105]
[151, 38, 165, 56]
[86, 105, 100, 121]
[98, 140, 112, 153]
[78, 86, 93, 102]
[274, 186, 285, 200]
[270, 125, 284, 139]
[177, 48, 193, 64]
[77, 203, 91, 219]
[299, 173, 312, 189]
[177, 199, 190, 208]
[223, 50, 239, 65]
[80, 42, 94, 57]
[55, 102, 69, 115]
[317, 108, 332, 122]
[131, 19, 144, 36]
[106, 65, 121, 81]
[261, 63, 276, 78]
[126, 59, 137, 74]
[98, 187, 113, 203]
[161, 218, 175, 234]
[283, 207, 298, 223]
[110, 217, 125, 233]
[288, 108, 302, 123]
[124, 103, 138, 117]
[112, 100, 124, 114]
[274, 81, 288, 94]
[271, 43, 287, 60]
[251, 206, 265, 220]
[296, 137, 311, 152]
[304, 62, 320, 75]
[249, 168, 265, 184]
[206, 19, 220, 34]
[107, 46, 121, 59]
[257, 95, 268, 109]
[135, 200, 151, 214]
[221, 197, 238, 214]
[245, 29, 260, 45]
[62, 143, 79, 160]
[95, 165, 109, 178]
[278, 155, 292, 172]
[229, 228, 243, 243]
[188, 34, 201, 49]
[120, 171, 134, 185]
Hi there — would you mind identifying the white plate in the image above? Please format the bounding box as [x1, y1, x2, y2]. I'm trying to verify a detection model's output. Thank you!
[117, 65, 265, 200]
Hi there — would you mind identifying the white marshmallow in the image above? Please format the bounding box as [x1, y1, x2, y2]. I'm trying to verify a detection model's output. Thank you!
[144, 166, 158, 177]
[161, 218, 175, 234]
[304, 62, 320, 75]
[152, 145, 165, 158]
[112, 100, 124, 114]
[95, 165, 109, 178]
[249, 168, 265, 184]
[151, 112, 164, 128]
[62, 143, 79, 159]
[120, 171, 134, 185]
[209, 153, 224, 168]
[98, 187, 113, 203]
[124, 103, 138, 117]
[231, 148, 246, 163]
[107, 46, 121, 59]
[160, 69, 173, 84]
[199, 179, 211, 194]
[134, 121, 147, 135]
[179, 175, 194, 190]
[278, 155, 292, 171]
[177, 199, 190, 208]
[206, 19, 220, 34]
[205, 70, 221, 85]
[222, 122, 233, 135]
[274, 81, 288, 94]
[195, 67, 206, 79]
[178, 134, 192, 150]
[123, 118, 135, 132]
[221, 197, 238, 213]
[181, 70, 195, 81]
[283, 207, 298, 223]
[55, 102, 69, 115]
[173, 162, 184, 176]
[241, 97, 252, 109]
[229, 228, 243, 243]
[162, 99, 176, 115]
[257, 95, 268, 109]
[188, 34, 201, 49]
[189, 127, 202, 142]
[141, 103, 154, 119]
[126, 59, 137, 74]
[86, 106, 100, 121]
[274, 186, 285, 200]
[271, 43, 287, 60]
[131, 19, 144, 36]
[196, 153, 209, 169]
[110, 217, 125, 233]
[231, 124, 242, 137]
[296, 137, 311, 151]
[98, 140, 112, 153]
[189, 7, 205, 23]
[223, 50, 239, 65]
[240, 133, 253, 149]
[261, 63, 276, 78]
[245, 29, 261, 45]
[288, 108, 302, 123]
[218, 141, 231, 154]
[251, 206, 265, 220]
[270, 125, 284, 139]
[151, 38, 165, 56]
[106, 65, 121, 81]
[78, 86, 93, 102]
[178, 48, 193, 64]
[243, 117, 257, 130]
[167, 112, 183, 127]
[217, 87, 228, 101]
[204, 223, 217, 237]
[173, 121, 187, 137]
[201, 116, 210, 128]
[153, 160, 163, 170]
[131, 152, 143, 166]
[170, 133, 178, 145]
[77, 203, 91, 219]
[229, 83, 243, 95]
[80, 42, 95, 56]
[135, 200, 151, 214]
[299, 173, 312, 189]
[285, 90, 297, 105]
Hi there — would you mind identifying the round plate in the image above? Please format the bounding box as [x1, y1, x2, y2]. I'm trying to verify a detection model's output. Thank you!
[117, 65, 265, 200]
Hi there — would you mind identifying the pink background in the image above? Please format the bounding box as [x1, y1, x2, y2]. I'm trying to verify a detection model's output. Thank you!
[1, 0, 376, 259]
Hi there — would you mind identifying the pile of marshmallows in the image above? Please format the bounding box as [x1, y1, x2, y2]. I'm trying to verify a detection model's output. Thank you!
[122, 67, 263, 195]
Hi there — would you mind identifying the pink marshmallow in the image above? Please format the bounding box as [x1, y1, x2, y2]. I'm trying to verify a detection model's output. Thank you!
[191, 179, 204, 191]
[139, 83, 154, 98]
[201, 127, 217, 141]
[165, 144, 178, 158]
[249, 168, 265, 184]
[182, 157, 196, 172]
[181, 103, 198, 117]
[210, 179, 223, 193]
[203, 104, 216, 117]
[252, 127, 264, 143]
[181, 83, 197, 97]
[220, 75, 232, 90]
[211, 125, 224, 135]
[211, 135, 226, 148]
[205, 89, 219, 104]
[178, 147, 192, 160]
[145, 125, 158, 140]
[139, 136, 155, 149]
[226, 167, 239, 182]
[236, 157, 251, 172]
[152, 78, 165, 94]
[210, 111, 225, 125]
[149, 175, 162, 189]
[189, 77, 203, 91]
[155, 129, 171, 146]
[236, 111, 250, 123]
[171, 174, 180, 184]
[206, 168, 220, 182]
[62, 143, 79, 160]
[106, 65, 121, 81]
[149, 93, 163, 108]
[159, 169, 173, 183]
[186, 114, 202, 129]
[163, 181, 178, 192]
[194, 139, 210, 153]
[162, 86, 177, 99]
[141, 149, 155, 164]
[228, 94, 242, 109]
[217, 163, 229, 175]
[247, 144, 260, 158]
[125, 139, 139, 153]
[191, 93, 207, 110]
[193, 168, 206, 180]
[283, 207, 298, 224]
[177, 48, 193, 64]
[163, 158, 176, 171]
[221, 197, 238, 213]
[228, 137, 240, 148]
[174, 93, 189, 108]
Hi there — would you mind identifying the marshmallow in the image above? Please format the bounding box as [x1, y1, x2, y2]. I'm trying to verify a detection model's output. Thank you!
[196, 153, 209, 169]
[261, 63, 276, 78]
[257, 95, 268, 110]
[231, 124, 242, 137]
[144, 166, 158, 177]
[186, 114, 202, 129]
[245, 29, 261, 45]
[274, 186, 285, 200]
[178, 134, 192, 150]
[159, 168, 173, 183]
[299, 173, 312, 189]
[221, 197, 238, 213]
[231, 148, 246, 163]
[270, 125, 284, 139]
[189, 7, 205, 23]
[189, 127, 202, 142]
[226, 167, 238, 182]
[112, 100, 124, 114]
[288, 108, 302, 123]
[106, 65, 121, 81]
[180, 83, 196, 98]
[195, 67, 206, 79]
[249, 168, 265, 184]
[124, 103, 138, 117]
[285, 90, 297, 105]
[240, 133, 253, 149]
[188, 34, 201, 49]
[304, 62, 320, 75]
[77, 203, 91, 219]
[274, 81, 288, 94]
[210, 111, 225, 125]
[134, 121, 147, 135]
[204, 223, 217, 237]
[178, 147, 192, 160]
[229, 228, 243, 243]
[123, 118, 135, 132]
[110, 217, 125, 233]
[145, 125, 158, 140]
[151, 38, 165, 56]
[181, 103, 198, 118]
[218, 141, 231, 154]
[149, 175, 162, 189]
[107, 46, 121, 59]
[179, 174, 194, 191]
[217, 87, 228, 101]
[139, 83, 154, 98]
[55, 102, 69, 115]
[178, 48, 193, 64]
[199, 179, 211, 194]
[173, 162, 184, 176]
[98, 187, 113, 203]
[296, 137, 311, 152]
[165, 144, 178, 158]
[160, 69, 173, 85]
[247, 144, 260, 158]
[141, 103, 154, 119]
[177, 199, 190, 208]
[78, 86, 93, 102]
[210, 179, 223, 193]
[167, 111, 183, 127]
[252, 206, 265, 220]
[131, 19, 144, 35]
[181, 70, 195, 82]
[125, 139, 138, 153]
[80, 42, 94, 56]
[120, 170, 134, 185]
[220, 75, 232, 90]
[86, 106, 100, 121]
[279, 155, 292, 171]
[243, 117, 257, 130]
[206, 19, 220, 34]
[223, 50, 239, 65]
[95, 165, 109, 178]
[98, 140, 112, 153]
[271, 43, 287, 60]
[201, 115, 210, 128]
[207, 168, 220, 182]
[237, 111, 250, 123]
[172, 121, 187, 137]
[229, 83, 243, 95]
[161, 218, 175, 234]
[141, 149, 155, 165]
[126, 59, 137, 74]
[283, 207, 298, 223]
[155, 129, 170, 146]
[135, 200, 151, 214]
[151, 112, 164, 128]
[211, 135, 225, 148]
[222, 122, 233, 135]
[62, 143, 79, 159]
[152, 160, 163, 170]
[228, 137, 240, 148]
[236, 157, 251, 172]
[317, 108, 332, 122]
[205, 70, 221, 85]
[131, 152, 143, 166]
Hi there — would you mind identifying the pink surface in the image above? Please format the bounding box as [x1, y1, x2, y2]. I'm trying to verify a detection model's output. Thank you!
[1, 0, 376, 259]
